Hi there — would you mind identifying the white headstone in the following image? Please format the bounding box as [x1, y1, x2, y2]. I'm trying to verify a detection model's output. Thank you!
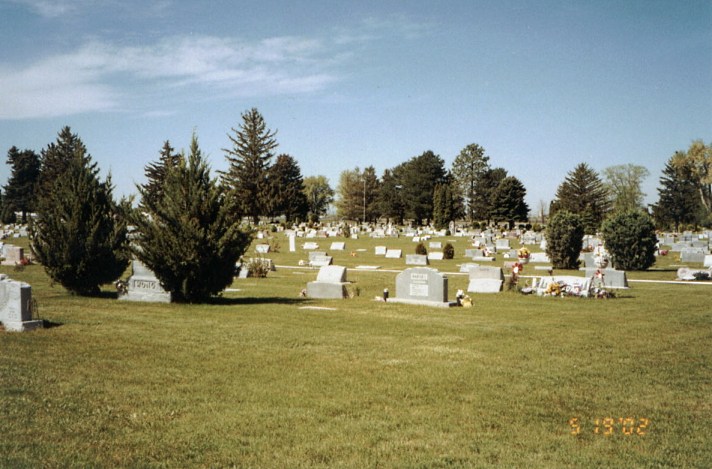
[375, 246, 387, 256]
[0, 276, 42, 331]
[289, 234, 296, 252]
[385, 249, 402, 259]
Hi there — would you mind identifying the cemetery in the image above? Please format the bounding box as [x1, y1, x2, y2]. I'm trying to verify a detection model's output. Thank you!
[1, 225, 711, 467]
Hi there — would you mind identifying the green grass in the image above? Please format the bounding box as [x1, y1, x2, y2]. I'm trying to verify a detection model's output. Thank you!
[1, 233, 711, 468]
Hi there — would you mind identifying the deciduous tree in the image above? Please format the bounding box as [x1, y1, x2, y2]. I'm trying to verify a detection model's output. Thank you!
[451, 143, 490, 222]
[303, 175, 334, 222]
[603, 164, 650, 213]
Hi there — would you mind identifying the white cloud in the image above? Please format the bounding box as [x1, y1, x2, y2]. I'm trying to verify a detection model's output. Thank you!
[0, 34, 340, 120]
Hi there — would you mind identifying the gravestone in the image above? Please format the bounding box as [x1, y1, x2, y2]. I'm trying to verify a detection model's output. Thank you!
[306, 265, 350, 299]
[427, 252, 444, 261]
[460, 263, 479, 273]
[680, 248, 707, 264]
[495, 239, 510, 250]
[529, 252, 550, 263]
[385, 249, 402, 259]
[388, 267, 454, 308]
[120, 260, 172, 303]
[465, 248, 478, 258]
[429, 241, 442, 249]
[289, 234, 296, 252]
[406, 254, 429, 266]
[308, 251, 327, 262]
[255, 244, 270, 254]
[303, 242, 319, 250]
[467, 266, 504, 293]
[583, 268, 628, 288]
[374, 246, 387, 256]
[1, 245, 24, 265]
[330, 241, 346, 251]
[704, 255, 712, 268]
[310, 255, 333, 267]
[0, 275, 42, 332]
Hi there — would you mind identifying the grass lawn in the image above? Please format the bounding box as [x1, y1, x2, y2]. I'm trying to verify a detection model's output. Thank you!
[1, 233, 711, 468]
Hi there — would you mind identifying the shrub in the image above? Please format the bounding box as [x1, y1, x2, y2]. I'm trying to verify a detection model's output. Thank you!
[415, 242, 427, 255]
[30, 130, 128, 295]
[601, 210, 657, 271]
[545, 211, 584, 269]
[443, 243, 455, 259]
[130, 134, 252, 303]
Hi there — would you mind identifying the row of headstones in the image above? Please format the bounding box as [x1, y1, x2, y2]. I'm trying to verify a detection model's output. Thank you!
[1, 225, 29, 239]
[305, 264, 630, 302]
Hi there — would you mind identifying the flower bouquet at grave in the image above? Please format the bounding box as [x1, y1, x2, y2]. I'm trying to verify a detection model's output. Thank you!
[517, 247, 531, 263]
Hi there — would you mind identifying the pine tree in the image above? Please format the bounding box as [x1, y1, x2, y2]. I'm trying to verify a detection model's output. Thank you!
[31, 130, 128, 295]
[266, 154, 308, 223]
[451, 143, 490, 222]
[222, 108, 278, 223]
[38, 126, 92, 196]
[131, 133, 252, 303]
[141, 140, 181, 208]
[552, 163, 610, 233]
[3, 146, 40, 223]
[472, 167, 507, 225]
[490, 176, 529, 229]
[399, 151, 447, 224]
[651, 155, 703, 230]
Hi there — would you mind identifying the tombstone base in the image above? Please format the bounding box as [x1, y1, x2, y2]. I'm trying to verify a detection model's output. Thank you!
[2, 319, 43, 332]
[306, 282, 349, 299]
[386, 298, 456, 308]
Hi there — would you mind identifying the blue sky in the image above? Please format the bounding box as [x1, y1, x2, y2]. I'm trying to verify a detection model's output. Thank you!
[1, 0, 710, 212]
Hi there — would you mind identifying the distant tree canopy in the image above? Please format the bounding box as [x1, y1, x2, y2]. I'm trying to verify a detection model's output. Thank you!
[336, 166, 380, 222]
[303, 175, 334, 222]
[603, 164, 649, 214]
[490, 176, 529, 229]
[398, 150, 448, 224]
[451, 143, 490, 222]
[671, 140, 712, 223]
[3, 146, 40, 223]
[551, 163, 610, 233]
[266, 154, 309, 223]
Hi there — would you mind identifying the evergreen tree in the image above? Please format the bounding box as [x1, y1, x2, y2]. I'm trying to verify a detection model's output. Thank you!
[131, 133, 252, 303]
[671, 140, 712, 217]
[472, 167, 508, 224]
[376, 167, 405, 224]
[303, 175, 334, 222]
[30, 130, 128, 295]
[651, 155, 703, 230]
[432, 181, 460, 230]
[601, 211, 657, 271]
[399, 150, 447, 224]
[490, 176, 529, 229]
[451, 143, 490, 222]
[141, 140, 181, 208]
[545, 210, 584, 269]
[3, 146, 40, 223]
[552, 163, 610, 233]
[266, 154, 308, 223]
[222, 108, 278, 223]
[38, 126, 92, 196]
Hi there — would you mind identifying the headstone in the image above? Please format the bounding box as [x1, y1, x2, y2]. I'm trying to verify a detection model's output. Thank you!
[680, 248, 707, 264]
[583, 268, 628, 288]
[427, 252, 444, 261]
[308, 251, 327, 262]
[532, 275, 594, 297]
[330, 241, 346, 251]
[529, 252, 550, 263]
[1, 245, 24, 265]
[704, 255, 712, 268]
[289, 234, 296, 252]
[495, 239, 510, 250]
[406, 254, 429, 266]
[375, 246, 387, 256]
[388, 267, 453, 308]
[385, 249, 402, 259]
[310, 255, 333, 267]
[460, 263, 479, 273]
[429, 241, 442, 249]
[467, 266, 504, 293]
[306, 265, 350, 299]
[303, 242, 319, 250]
[0, 275, 42, 332]
[120, 260, 172, 303]
[255, 244, 270, 254]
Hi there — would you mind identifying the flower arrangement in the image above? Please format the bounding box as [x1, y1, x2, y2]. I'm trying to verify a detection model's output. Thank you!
[517, 247, 531, 259]
[545, 282, 562, 296]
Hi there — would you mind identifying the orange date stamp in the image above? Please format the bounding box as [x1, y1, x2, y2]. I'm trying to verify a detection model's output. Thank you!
[568, 417, 650, 436]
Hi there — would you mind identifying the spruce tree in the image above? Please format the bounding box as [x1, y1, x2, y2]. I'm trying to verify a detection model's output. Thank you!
[552, 163, 610, 233]
[222, 108, 278, 223]
[131, 133, 252, 303]
[31, 129, 128, 295]
[3, 146, 40, 223]
[651, 156, 703, 230]
[266, 154, 308, 223]
[490, 176, 529, 229]
[451, 143, 490, 222]
[141, 140, 181, 208]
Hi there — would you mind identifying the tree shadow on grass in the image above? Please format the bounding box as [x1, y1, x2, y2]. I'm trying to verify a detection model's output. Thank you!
[206, 296, 311, 306]
[41, 319, 63, 329]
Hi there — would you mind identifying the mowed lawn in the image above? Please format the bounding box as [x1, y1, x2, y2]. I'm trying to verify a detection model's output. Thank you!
[1, 233, 711, 468]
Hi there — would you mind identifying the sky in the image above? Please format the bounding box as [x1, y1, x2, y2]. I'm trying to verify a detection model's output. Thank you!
[1, 0, 710, 213]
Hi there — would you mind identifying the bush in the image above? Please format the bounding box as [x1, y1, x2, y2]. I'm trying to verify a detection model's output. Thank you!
[415, 242, 427, 255]
[545, 211, 584, 269]
[443, 243, 455, 260]
[601, 211, 657, 271]
[130, 134, 252, 303]
[30, 129, 128, 295]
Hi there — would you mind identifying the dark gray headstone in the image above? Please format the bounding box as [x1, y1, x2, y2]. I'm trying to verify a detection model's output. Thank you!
[120, 260, 172, 303]
[388, 268, 453, 307]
